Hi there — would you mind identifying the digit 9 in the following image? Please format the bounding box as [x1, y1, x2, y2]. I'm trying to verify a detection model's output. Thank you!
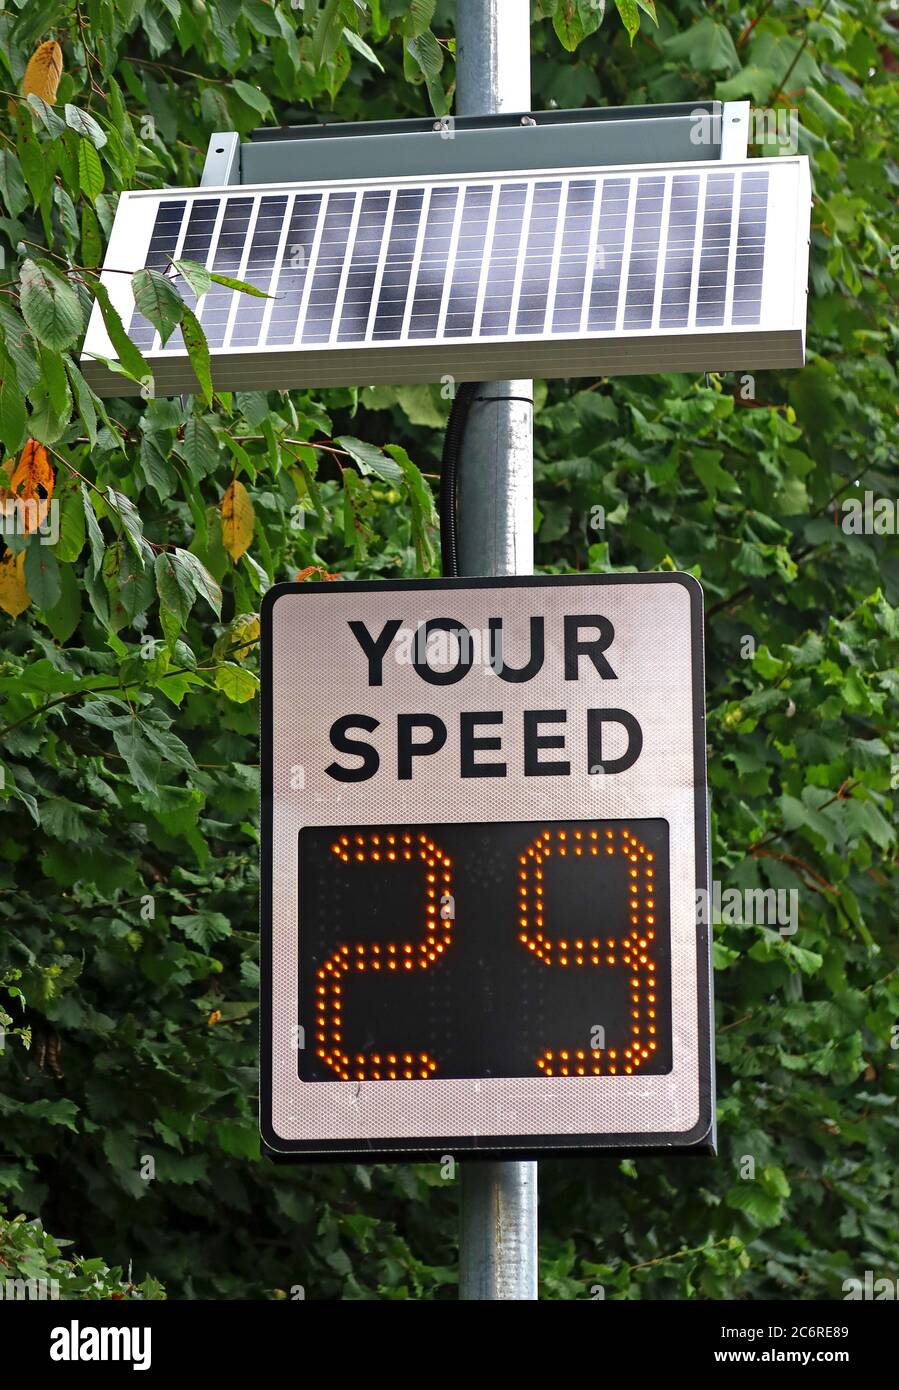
[518, 825, 659, 1076]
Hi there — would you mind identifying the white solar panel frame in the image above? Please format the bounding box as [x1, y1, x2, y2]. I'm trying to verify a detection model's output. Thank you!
[80, 156, 811, 396]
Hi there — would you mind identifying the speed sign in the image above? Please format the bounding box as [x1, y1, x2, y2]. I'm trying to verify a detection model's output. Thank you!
[260, 573, 714, 1159]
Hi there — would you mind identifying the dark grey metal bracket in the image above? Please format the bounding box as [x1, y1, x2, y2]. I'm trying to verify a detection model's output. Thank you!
[200, 101, 749, 188]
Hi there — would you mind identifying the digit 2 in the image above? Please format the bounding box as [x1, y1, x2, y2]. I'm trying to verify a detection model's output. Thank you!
[314, 831, 453, 1080]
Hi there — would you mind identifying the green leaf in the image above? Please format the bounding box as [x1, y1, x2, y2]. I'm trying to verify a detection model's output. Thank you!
[230, 80, 273, 119]
[553, 0, 604, 52]
[214, 663, 259, 703]
[64, 105, 108, 149]
[614, 0, 639, 43]
[80, 483, 105, 578]
[343, 29, 384, 71]
[207, 271, 272, 300]
[179, 413, 219, 478]
[81, 201, 106, 267]
[215, 1121, 259, 1160]
[404, 0, 436, 35]
[18, 259, 82, 352]
[25, 95, 64, 137]
[87, 277, 152, 386]
[312, 0, 343, 69]
[170, 258, 211, 298]
[0, 352, 27, 454]
[43, 560, 81, 642]
[155, 550, 195, 626]
[112, 724, 160, 794]
[51, 477, 86, 564]
[406, 28, 442, 80]
[337, 435, 404, 483]
[181, 308, 213, 407]
[0, 300, 40, 393]
[385, 442, 437, 571]
[0, 148, 29, 218]
[172, 910, 232, 949]
[37, 341, 71, 421]
[106, 488, 147, 566]
[140, 432, 174, 500]
[172, 548, 222, 618]
[63, 354, 98, 447]
[131, 267, 184, 345]
[23, 538, 60, 610]
[691, 448, 739, 498]
[78, 138, 104, 202]
[664, 16, 740, 74]
[14, 101, 51, 204]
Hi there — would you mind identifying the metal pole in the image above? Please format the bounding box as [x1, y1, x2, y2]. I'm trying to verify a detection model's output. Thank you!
[455, 0, 538, 1301]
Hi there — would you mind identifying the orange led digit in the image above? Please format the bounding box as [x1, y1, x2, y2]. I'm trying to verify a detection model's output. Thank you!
[521, 826, 660, 1077]
[315, 831, 453, 1081]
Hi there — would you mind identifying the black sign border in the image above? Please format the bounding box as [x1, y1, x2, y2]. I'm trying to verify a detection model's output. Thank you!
[260, 572, 714, 1161]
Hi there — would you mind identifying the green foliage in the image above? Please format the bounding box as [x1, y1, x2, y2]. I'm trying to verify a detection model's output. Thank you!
[0, 0, 895, 1302]
[0, 1209, 165, 1299]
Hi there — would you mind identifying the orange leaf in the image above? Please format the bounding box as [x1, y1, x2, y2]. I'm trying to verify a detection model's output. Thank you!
[22, 40, 63, 104]
[9, 439, 55, 535]
[295, 566, 340, 583]
[220, 479, 254, 562]
[0, 551, 30, 618]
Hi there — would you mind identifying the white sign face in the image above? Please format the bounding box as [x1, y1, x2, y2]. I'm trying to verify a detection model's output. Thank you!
[261, 574, 713, 1159]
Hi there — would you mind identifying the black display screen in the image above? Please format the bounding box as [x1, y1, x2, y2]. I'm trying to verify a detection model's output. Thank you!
[298, 818, 671, 1083]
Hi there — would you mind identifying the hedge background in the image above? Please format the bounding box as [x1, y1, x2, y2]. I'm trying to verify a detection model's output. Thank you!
[0, 0, 896, 1299]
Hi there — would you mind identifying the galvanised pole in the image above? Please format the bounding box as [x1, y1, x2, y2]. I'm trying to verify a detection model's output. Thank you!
[455, 0, 538, 1303]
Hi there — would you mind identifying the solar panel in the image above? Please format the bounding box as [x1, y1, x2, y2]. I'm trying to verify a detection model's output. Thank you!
[81, 156, 810, 396]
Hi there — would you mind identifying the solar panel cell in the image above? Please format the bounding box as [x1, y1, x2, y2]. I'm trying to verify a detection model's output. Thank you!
[732, 170, 768, 326]
[515, 180, 562, 334]
[336, 189, 392, 343]
[624, 175, 665, 329]
[695, 173, 734, 328]
[480, 182, 527, 337]
[265, 193, 323, 346]
[551, 180, 596, 335]
[231, 195, 288, 348]
[372, 187, 425, 341]
[587, 177, 630, 332]
[659, 175, 700, 329]
[408, 185, 460, 340]
[200, 196, 254, 348]
[446, 184, 494, 338]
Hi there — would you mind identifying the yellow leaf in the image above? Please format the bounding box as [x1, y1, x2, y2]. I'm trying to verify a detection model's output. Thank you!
[9, 438, 55, 534]
[22, 40, 63, 104]
[213, 612, 260, 663]
[0, 551, 31, 618]
[220, 480, 254, 562]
